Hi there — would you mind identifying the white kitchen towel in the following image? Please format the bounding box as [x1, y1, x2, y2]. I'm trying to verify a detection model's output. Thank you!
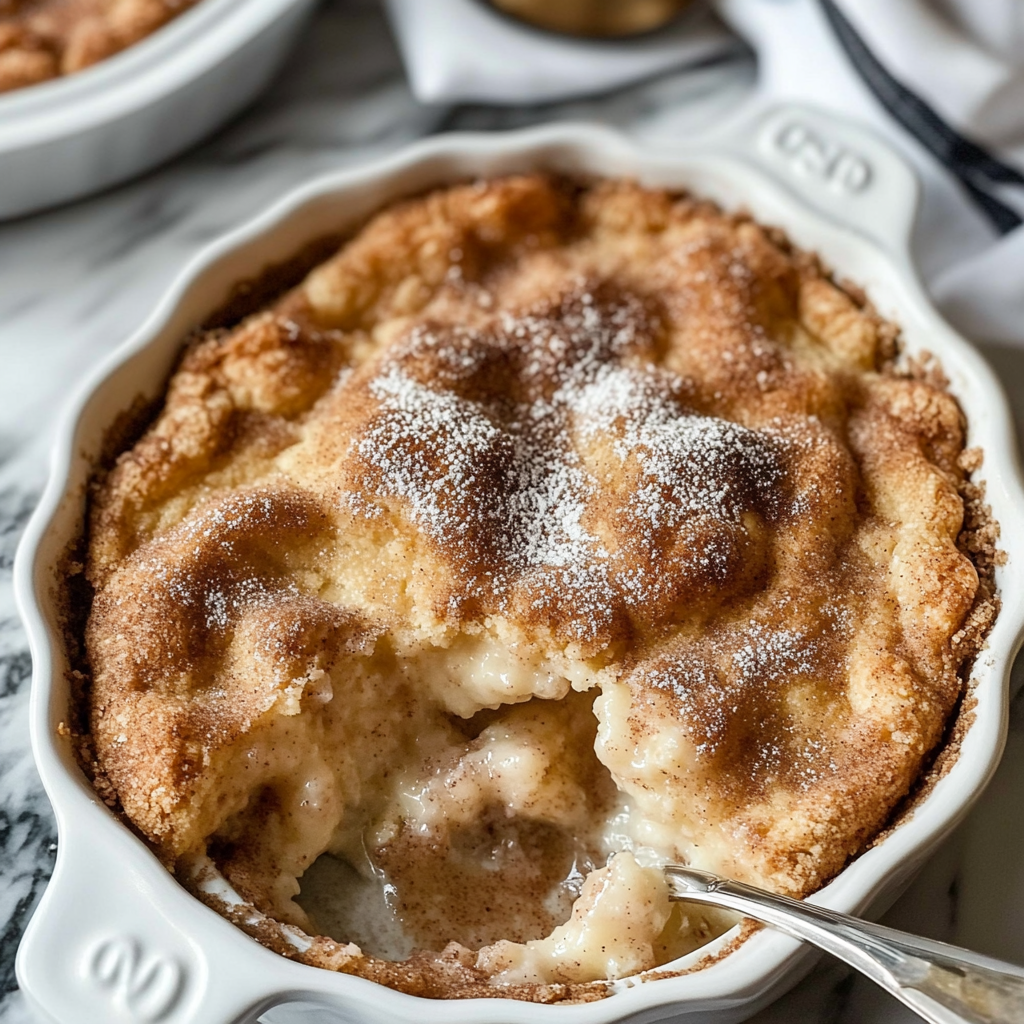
[716, 0, 1024, 346]
[383, 0, 1024, 346]
[383, 0, 740, 105]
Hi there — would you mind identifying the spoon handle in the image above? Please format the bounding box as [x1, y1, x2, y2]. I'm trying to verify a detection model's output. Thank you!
[665, 866, 1024, 1024]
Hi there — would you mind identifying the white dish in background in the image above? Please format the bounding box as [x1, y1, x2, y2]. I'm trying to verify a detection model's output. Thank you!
[14, 107, 1024, 1024]
[0, 0, 317, 220]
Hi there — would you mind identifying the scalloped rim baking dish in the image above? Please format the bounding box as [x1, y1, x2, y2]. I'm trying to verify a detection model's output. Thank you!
[14, 105, 1024, 1024]
[0, 0, 316, 219]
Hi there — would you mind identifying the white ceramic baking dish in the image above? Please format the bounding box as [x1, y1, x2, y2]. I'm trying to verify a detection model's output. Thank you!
[14, 105, 1024, 1024]
[0, 0, 316, 220]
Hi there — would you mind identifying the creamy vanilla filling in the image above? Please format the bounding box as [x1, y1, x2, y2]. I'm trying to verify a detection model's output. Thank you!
[204, 632, 731, 983]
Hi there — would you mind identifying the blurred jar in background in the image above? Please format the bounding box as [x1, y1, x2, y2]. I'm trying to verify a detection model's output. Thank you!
[488, 0, 691, 38]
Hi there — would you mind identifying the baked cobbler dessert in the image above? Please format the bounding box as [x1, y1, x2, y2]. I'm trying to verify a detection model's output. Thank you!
[0, 0, 199, 93]
[75, 175, 999, 1002]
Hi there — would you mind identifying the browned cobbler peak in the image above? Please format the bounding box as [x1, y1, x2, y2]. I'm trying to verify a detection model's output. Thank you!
[329, 280, 789, 648]
[78, 174, 998, 1001]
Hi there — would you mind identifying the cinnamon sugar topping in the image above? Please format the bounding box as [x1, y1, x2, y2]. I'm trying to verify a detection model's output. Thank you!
[346, 285, 785, 641]
[79, 175, 999, 1002]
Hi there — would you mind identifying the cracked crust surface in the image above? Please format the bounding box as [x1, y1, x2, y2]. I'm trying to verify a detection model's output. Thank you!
[80, 175, 999, 1000]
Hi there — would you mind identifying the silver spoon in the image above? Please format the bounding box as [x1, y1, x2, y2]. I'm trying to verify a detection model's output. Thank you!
[665, 866, 1024, 1024]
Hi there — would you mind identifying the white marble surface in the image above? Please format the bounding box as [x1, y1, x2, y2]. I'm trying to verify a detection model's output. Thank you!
[1, 2, 1023, 1021]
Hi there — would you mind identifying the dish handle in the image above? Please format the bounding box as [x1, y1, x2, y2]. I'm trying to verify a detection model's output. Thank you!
[706, 102, 919, 260]
[15, 815, 297, 1024]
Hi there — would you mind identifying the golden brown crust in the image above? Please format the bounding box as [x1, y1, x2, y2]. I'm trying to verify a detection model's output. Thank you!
[0, 0, 200, 93]
[77, 175, 1000, 1000]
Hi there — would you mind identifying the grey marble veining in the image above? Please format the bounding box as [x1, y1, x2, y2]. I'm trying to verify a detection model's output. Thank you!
[0, 2, 1022, 1022]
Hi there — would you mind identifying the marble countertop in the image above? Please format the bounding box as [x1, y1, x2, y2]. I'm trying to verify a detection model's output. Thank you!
[1, 2, 1022, 1021]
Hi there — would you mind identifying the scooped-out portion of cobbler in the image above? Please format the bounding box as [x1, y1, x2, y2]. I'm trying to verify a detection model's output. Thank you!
[79, 175, 998, 1002]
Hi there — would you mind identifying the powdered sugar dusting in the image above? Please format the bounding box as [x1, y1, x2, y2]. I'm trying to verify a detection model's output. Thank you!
[347, 284, 787, 640]
[643, 617, 839, 790]
[732, 622, 818, 683]
[574, 363, 782, 529]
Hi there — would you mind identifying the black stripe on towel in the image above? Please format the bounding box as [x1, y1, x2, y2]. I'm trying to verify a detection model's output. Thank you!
[819, 0, 1023, 234]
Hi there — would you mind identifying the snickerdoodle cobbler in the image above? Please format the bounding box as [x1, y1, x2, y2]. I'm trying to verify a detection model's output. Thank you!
[75, 175, 999, 1002]
[0, 0, 199, 93]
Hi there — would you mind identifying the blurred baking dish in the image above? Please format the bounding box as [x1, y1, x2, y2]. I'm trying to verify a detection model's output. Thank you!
[0, 0, 315, 219]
